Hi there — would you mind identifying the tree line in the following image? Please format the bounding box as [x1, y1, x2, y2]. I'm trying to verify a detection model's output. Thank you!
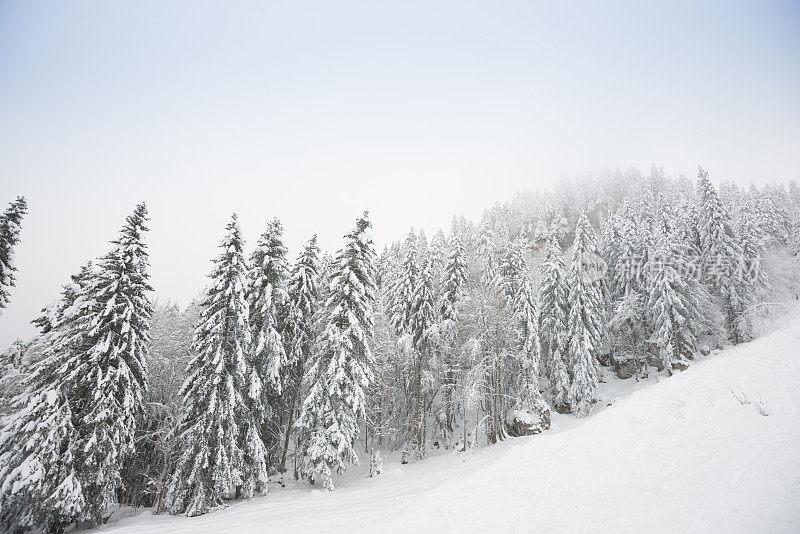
[1, 166, 799, 532]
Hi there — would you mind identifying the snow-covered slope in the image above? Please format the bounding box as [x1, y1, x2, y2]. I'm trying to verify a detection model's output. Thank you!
[103, 315, 800, 534]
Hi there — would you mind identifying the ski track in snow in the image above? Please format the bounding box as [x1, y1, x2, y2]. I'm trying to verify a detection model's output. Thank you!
[101, 315, 800, 534]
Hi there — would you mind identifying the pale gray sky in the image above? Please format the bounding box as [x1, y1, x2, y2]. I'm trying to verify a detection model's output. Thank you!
[1, 1, 799, 349]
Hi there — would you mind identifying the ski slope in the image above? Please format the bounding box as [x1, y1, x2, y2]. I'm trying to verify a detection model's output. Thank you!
[102, 314, 800, 534]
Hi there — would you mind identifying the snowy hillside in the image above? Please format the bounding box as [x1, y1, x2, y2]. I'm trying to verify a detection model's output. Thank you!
[102, 312, 800, 534]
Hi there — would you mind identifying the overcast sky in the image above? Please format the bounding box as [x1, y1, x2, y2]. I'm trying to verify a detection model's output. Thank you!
[1, 0, 799, 350]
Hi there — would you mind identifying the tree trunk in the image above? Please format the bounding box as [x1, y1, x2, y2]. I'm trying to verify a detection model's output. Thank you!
[279, 389, 299, 474]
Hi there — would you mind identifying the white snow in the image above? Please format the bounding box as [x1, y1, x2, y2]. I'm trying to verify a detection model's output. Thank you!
[102, 313, 800, 533]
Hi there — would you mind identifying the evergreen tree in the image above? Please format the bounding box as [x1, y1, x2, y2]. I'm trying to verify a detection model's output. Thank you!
[537, 237, 570, 412]
[697, 167, 752, 343]
[477, 217, 499, 286]
[499, 239, 539, 402]
[0, 266, 92, 533]
[163, 214, 267, 516]
[404, 259, 436, 461]
[533, 205, 552, 243]
[416, 229, 429, 262]
[565, 213, 603, 415]
[737, 207, 769, 294]
[438, 236, 468, 440]
[0, 387, 84, 534]
[248, 218, 290, 397]
[390, 231, 418, 335]
[754, 186, 785, 245]
[76, 203, 153, 523]
[247, 218, 290, 463]
[600, 214, 622, 293]
[429, 229, 448, 288]
[278, 235, 321, 474]
[613, 204, 645, 296]
[1, 203, 152, 530]
[0, 196, 27, 311]
[646, 235, 706, 370]
[295, 212, 376, 490]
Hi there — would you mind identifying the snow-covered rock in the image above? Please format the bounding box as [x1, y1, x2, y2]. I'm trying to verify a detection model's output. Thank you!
[506, 400, 551, 437]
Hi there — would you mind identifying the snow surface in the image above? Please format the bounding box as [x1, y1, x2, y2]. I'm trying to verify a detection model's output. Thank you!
[102, 313, 800, 533]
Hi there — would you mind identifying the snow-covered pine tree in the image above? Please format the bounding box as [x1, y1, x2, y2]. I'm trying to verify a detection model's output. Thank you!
[754, 185, 786, 246]
[248, 218, 290, 408]
[163, 214, 267, 516]
[390, 231, 418, 335]
[565, 212, 603, 415]
[416, 229, 429, 262]
[295, 211, 376, 490]
[75, 202, 153, 523]
[438, 236, 468, 442]
[29, 262, 94, 341]
[404, 258, 436, 462]
[603, 202, 652, 363]
[697, 167, 753, 343]
[537, 237, 570, 412]
[0, 266, 93, 534]
[477, 217, 499, 286]
[429, 229, 448, 288]
[1, 203, 152, 530]
[0, 196, 27, 311]
[551, 205, 570, 241]
[613, 204, 645, 297]
[789, 180, 800, 214]
[0, 387, 84, 534]
[674, 195, 703, 259]
[278, 234, 321, 474]
[646, 234, 707, 371]
[499, 239, 539, 404]
[789, 181, 800, 261]
[534, 205, 553, 243]
[736, 206, 769, 295]
[600, 214, 622, 293]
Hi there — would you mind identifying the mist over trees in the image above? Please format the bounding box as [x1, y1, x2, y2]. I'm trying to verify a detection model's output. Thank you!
[1, 166, 800, 532]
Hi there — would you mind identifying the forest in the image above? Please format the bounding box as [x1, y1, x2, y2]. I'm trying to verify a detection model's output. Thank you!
[1, 166, 799, 533]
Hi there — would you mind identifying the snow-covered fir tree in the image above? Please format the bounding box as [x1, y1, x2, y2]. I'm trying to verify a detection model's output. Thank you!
[278, 234, 321, 474]
[697, 167, 753, 343]
[736, 205, 769, 296]
[537, 237, 570, 412]
[646, 234, 707, 370]
[295, 211, 376, 490]
[429, 229, 448, 289]
[416, 229, 429, 262]
[0, 387, 84, 534]
[499, 238, 539, 403]
[76, 202, 153, 523]
[248, 218, 289, 397]
[565, 212, 604, 415]
[438, 235, 468, 443]
[1, 203, 152, 531]
[404, 258, 436, 462]
[0, 196, 27, 311]
[163, 214, 267, 516]
[0, 266, 93, 534]
[390, 231, 419, 335]
[477, 217, 499, 285]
